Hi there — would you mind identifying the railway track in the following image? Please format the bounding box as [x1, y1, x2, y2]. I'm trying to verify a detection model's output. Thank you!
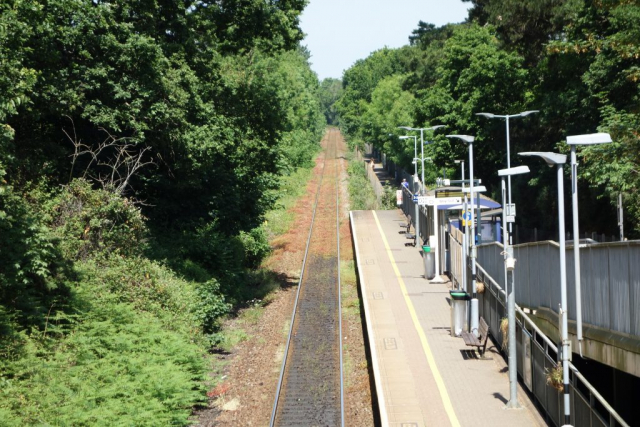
[270, 128, 345, 427]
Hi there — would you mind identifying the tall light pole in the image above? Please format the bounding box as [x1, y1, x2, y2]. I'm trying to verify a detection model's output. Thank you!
[454, 160, 466, 291]
[447, 135, 480, 336]
[399, 125, 445, 194]
[498, 165, 530, 409]
[565, 132, 612, 356]
[476, 111, 539, 245]
[519, 151, 571, 427]
[400, 135, 419, 241]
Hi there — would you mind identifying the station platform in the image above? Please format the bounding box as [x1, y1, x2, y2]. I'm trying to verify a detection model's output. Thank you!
[350, 209, 547, 427]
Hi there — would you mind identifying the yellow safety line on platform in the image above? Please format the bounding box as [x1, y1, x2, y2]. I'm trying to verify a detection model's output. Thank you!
[372, 211, 461, 427]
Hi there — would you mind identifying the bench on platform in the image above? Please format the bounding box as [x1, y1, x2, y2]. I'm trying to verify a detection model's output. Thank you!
[461, 317, 490, 357]
[404, 232, 416, 247]
[398, 215, 412, 234]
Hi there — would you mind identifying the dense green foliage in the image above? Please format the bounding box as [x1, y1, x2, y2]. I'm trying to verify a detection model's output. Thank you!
[338, 0, 640, 237]
[0, 0, 324, 423]
[318, 78, 343, 124]
[347, 159, 378, 211]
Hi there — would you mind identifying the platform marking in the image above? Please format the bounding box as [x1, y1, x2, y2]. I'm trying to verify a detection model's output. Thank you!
[383, 338, 398, 350]
[372, 211, 461, 427]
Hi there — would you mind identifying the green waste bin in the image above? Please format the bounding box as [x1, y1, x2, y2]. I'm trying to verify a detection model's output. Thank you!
[449, 290, 469, 337]
[422, 245, 435, 280]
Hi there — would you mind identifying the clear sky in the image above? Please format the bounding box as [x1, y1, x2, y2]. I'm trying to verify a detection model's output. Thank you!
[299, 0, 471, 81]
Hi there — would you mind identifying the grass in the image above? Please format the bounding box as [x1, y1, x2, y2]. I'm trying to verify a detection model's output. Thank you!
[341, 260, 360, 317]
[215, 328, 250, 353]
[239, 304, 264, 326]
[265, 167, 314, 237]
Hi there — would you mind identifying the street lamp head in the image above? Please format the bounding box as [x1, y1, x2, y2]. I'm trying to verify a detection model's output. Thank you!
[518, 151, 567, 166]
[398, 126, 414, 131]
[566, 132, 612, 145]
[498, 165, 530, 177]
[429, 125, 446, 131]
[463, 185, 486, 193]
[476, 110, 539, 119]
[446, 134, 475, 144]
[399, 136, 412, 140]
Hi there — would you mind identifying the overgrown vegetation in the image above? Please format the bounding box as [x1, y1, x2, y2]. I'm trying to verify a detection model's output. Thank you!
[0, 0, 324, 423]
[347, 159, 378, 210]
[346, 155, 397, 211]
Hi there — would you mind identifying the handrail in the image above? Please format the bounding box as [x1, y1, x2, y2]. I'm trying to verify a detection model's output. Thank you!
[475, 262, 629, 427]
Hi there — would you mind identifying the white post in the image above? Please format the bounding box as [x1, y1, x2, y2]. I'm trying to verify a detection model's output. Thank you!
[557, 163, 571, 427]
[468, 142, 479, 337]
[618, 193, 624, 241]
[420, 129, 425, 195]
[461, 161, 466, 291]
[413, 136, 419, 243]
[502, 177, 519, 408]
[570, 146, 583, 354]
[506, 116, 513, 245]
[499, 164, 530, 409]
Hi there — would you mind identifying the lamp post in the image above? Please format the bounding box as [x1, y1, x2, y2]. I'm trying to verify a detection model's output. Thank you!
[400, 135, 419, 241]
[399, 125, 445, 194]
[455, 160, 466, 291]
[565, 133, 612, 356]
[519, 151, 571, 427]
[498, 165, 530, 409]
[447, 135, 480, 336]
[476, 111, 539, 245]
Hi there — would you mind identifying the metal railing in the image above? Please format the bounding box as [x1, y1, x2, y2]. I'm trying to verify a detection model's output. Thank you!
[476, 240, 640, 338]
[399, 186, 430, 244]
[448, 230, 630, 426]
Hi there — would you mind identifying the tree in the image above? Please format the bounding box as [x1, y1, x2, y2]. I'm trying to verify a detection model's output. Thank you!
[318, 78, 343, 125]
[463, 0, 584, 64]
[416, 24, 530, 176]
[360, 75, 414, 162]
[336, 47, 408, 143]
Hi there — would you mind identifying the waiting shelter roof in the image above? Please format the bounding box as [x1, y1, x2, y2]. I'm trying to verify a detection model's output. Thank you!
[424, 186, 501, 211]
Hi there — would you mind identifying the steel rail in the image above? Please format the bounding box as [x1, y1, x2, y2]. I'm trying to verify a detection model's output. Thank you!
[269, 130, 344, 426]
[335, 132, 345, 427]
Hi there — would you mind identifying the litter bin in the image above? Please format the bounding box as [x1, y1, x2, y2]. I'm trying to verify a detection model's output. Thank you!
[449, 290, 469, 337]
[422, 245, 435, 280]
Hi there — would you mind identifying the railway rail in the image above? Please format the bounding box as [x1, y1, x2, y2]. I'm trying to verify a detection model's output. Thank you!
[270, 129, 345, 427]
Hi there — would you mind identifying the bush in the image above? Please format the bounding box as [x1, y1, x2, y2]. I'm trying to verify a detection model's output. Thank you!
[381, 183, 398, 209]
[1, 250, 214, 425]
[0, 174, 73, 329]
[194, 279, 233, 337]
[347, 159, 378, 210]
[239, 226, 271, 269]
[0, 297, 207, 426]
[46, 179, 146, 260]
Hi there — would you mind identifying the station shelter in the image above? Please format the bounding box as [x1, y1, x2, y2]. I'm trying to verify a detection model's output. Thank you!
[420, 186, 501, 279]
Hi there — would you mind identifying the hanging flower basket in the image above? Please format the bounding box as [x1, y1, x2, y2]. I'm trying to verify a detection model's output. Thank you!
[545, 365, 564, 391]
[500, 317, 508, 350]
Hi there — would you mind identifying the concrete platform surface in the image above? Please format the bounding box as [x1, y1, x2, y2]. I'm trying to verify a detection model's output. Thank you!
[350, 209, 547, 427]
